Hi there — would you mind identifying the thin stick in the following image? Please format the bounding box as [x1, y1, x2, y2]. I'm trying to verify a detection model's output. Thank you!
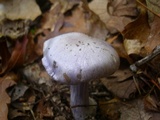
[136, 0, 160, 18]
[130, 46, 160, 72]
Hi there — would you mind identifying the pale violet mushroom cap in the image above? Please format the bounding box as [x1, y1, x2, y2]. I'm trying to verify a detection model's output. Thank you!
[42, 32, 120, 84]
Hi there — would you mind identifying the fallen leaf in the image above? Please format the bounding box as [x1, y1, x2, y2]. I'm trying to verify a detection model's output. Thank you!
[106, 0, 138, 34]
[8, 108, 26, 119]
[41, 0, 77, 31]
[35, 99, 54, 119]
[101, 67, 137, 99]
[10, 83, 29, 101]
[122, 0, 150, 57]
[99, 97, 160, 120]
[143, 95, 160, 112]
[89, 0, 110, 23]
[98, 98, 121, 120]
[146, 0, 160, 22]
[119, 98, 152, 120]
[0, 36, 28, 75]
[59, 3, 109, 40]
[22, 63, 52, 86]
[0, 73, 16, 120]
[145, 15, 160, 54]
[0, 40, 11, 74]
[108, 35, 133, 63]
[1, 0, 41, 21]
[124, 39, 144, 55]
[0, 20, 30, 39]
[149, 112, 160, 120]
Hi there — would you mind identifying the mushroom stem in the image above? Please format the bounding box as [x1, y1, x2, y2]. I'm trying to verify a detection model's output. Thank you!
[70, 82, 96, 120]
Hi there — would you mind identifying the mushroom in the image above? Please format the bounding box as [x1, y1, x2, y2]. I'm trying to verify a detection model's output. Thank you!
[42, 32, 120, 120]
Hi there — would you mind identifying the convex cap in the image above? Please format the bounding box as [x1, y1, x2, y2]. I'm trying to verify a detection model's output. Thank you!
[42, 32, 120, 84]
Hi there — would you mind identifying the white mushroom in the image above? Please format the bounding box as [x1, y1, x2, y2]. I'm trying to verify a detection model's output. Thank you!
[42, 32, 120, 120]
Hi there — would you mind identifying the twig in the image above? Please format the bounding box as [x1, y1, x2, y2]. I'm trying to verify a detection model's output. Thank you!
[130, 46, 160, 72]
[136, 0, 160, 18]
[133, 75, 141, 94]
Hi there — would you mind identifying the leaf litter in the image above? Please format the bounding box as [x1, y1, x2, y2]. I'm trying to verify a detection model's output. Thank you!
[0, 0, 160, 120]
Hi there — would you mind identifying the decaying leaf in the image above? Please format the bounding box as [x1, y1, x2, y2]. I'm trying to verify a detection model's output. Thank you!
[0, 73, 16, 120]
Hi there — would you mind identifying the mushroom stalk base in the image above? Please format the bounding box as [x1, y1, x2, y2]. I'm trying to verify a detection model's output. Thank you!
[70, 82, 96, 120]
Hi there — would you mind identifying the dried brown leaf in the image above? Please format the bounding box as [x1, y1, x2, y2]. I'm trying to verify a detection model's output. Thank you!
[122, 2, 150, 57]
[89, 0, 110, 23]
[59, 3, 109, 40]
[0, 36, 28, 75]
[0, 40, 11, 73]
[144, 95, 160, 112]
[124, 39, 144, 55]
[119, 98, 152, 120]
[98, 98, 121, 120]
[41, 0, 77, 31]
[106, 0, 138, 34]
[101, 68, 136, 99]
[0, 73, 16, 120]
[22, 63, 52, 86]
[108, 35, 133, 63]
[1, 0, 41, 21]
[145, 16, 160, 54]
[99, 98, 160, 120]
[35, 99, 54, 119]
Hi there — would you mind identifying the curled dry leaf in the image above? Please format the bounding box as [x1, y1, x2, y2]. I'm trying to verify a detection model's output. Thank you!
[122, 1, 150, 57]
[59, 3, 109, 40]
[26, 0, 80, 63]
[106, 0, 138, 34]
[0, 73, 17, 120]
[41, 0, 78, 31]
[122, 0, 160, 58]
